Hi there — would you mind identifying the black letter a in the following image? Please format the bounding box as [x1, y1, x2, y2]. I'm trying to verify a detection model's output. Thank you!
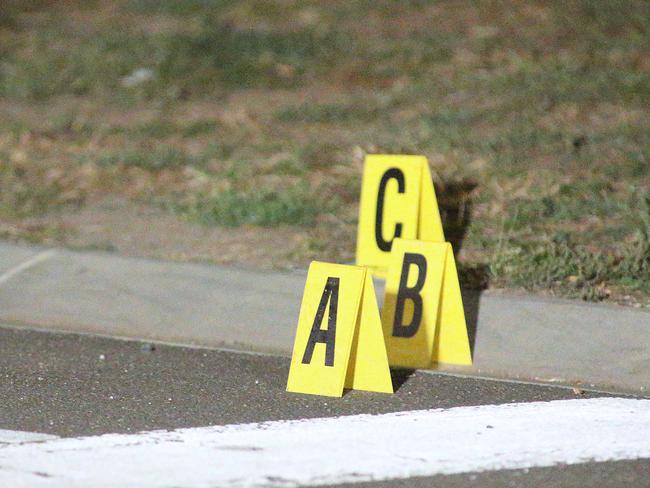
[302, 277, 339, 367]
[392, 253, 427, 338]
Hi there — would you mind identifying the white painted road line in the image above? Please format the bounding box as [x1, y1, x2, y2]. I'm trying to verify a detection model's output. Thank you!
[0, 398, 648, 487]
[0, 249, 56, 287]
[0, 430, 59, 445]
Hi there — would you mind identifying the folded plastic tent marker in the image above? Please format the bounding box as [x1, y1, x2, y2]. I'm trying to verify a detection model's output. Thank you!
[287, 261, 393, 397]
[381, 239, 472, 369]
[356, 154, 445, 276]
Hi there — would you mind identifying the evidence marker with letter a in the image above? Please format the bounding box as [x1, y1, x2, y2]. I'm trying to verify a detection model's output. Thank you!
[287, 262, 392, 397]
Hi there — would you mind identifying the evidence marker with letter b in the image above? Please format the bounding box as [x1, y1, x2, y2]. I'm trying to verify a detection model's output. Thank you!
[356, 154, 445, 276]
[286, 261, 393, 397]
[381, 239, 472, 369]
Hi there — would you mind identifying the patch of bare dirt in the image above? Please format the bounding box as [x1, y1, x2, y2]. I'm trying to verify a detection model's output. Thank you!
[24, 198, 312, 271]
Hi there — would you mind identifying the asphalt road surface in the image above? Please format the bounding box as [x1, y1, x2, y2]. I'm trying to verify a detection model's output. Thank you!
[0, 324, 648, 487]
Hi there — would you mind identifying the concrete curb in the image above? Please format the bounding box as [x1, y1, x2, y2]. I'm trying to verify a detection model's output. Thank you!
[0, 242, 648, 396]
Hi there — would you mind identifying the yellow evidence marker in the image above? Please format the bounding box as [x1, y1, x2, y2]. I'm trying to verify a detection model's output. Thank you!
[381, 238, 472, 369]
[286, 261, 393, 397]
[356, 154, 445, 276]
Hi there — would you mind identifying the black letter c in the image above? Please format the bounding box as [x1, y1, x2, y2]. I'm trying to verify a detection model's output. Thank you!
[375, 168, 405, 252]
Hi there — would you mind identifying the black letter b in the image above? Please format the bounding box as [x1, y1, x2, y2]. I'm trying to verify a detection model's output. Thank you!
[392, 253, 427, 338]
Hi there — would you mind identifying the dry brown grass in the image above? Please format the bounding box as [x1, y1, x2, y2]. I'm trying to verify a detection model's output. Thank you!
[0, 0, 648, 305]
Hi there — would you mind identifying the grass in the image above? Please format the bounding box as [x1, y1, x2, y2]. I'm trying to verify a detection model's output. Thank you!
[0, 0, 648, 305]
[96, 147, 197, 171]
[157, 17, 342, 89]
[491, 230, 650, 301]
[0, 161, 64, 219]
[275, 102, 384, 124]
[180, 184, 328, 227]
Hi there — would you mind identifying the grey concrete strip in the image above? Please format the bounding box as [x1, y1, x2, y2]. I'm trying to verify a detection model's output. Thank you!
[0, 248, 56, 287]
[0, 242, 303, 353]
[0, 243, 49, 276]
[0, 241, 648, 395]
[455, 293, 650, 395]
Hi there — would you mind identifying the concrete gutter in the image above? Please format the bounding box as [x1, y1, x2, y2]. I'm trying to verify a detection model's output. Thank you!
[0, 242, 648, 396]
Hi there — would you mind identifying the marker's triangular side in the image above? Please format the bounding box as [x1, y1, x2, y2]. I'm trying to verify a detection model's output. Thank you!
[418, 161, 445, 242]
[286, 262, 366, 397]
[431, 244, 472, 366]
[345, 273, 393, 394]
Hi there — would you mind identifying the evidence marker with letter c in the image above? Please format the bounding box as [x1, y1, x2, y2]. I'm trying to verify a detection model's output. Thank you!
[286, 261, 393, 397]
[381, 239, 472, 369]
[356, 154, 444, 276]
